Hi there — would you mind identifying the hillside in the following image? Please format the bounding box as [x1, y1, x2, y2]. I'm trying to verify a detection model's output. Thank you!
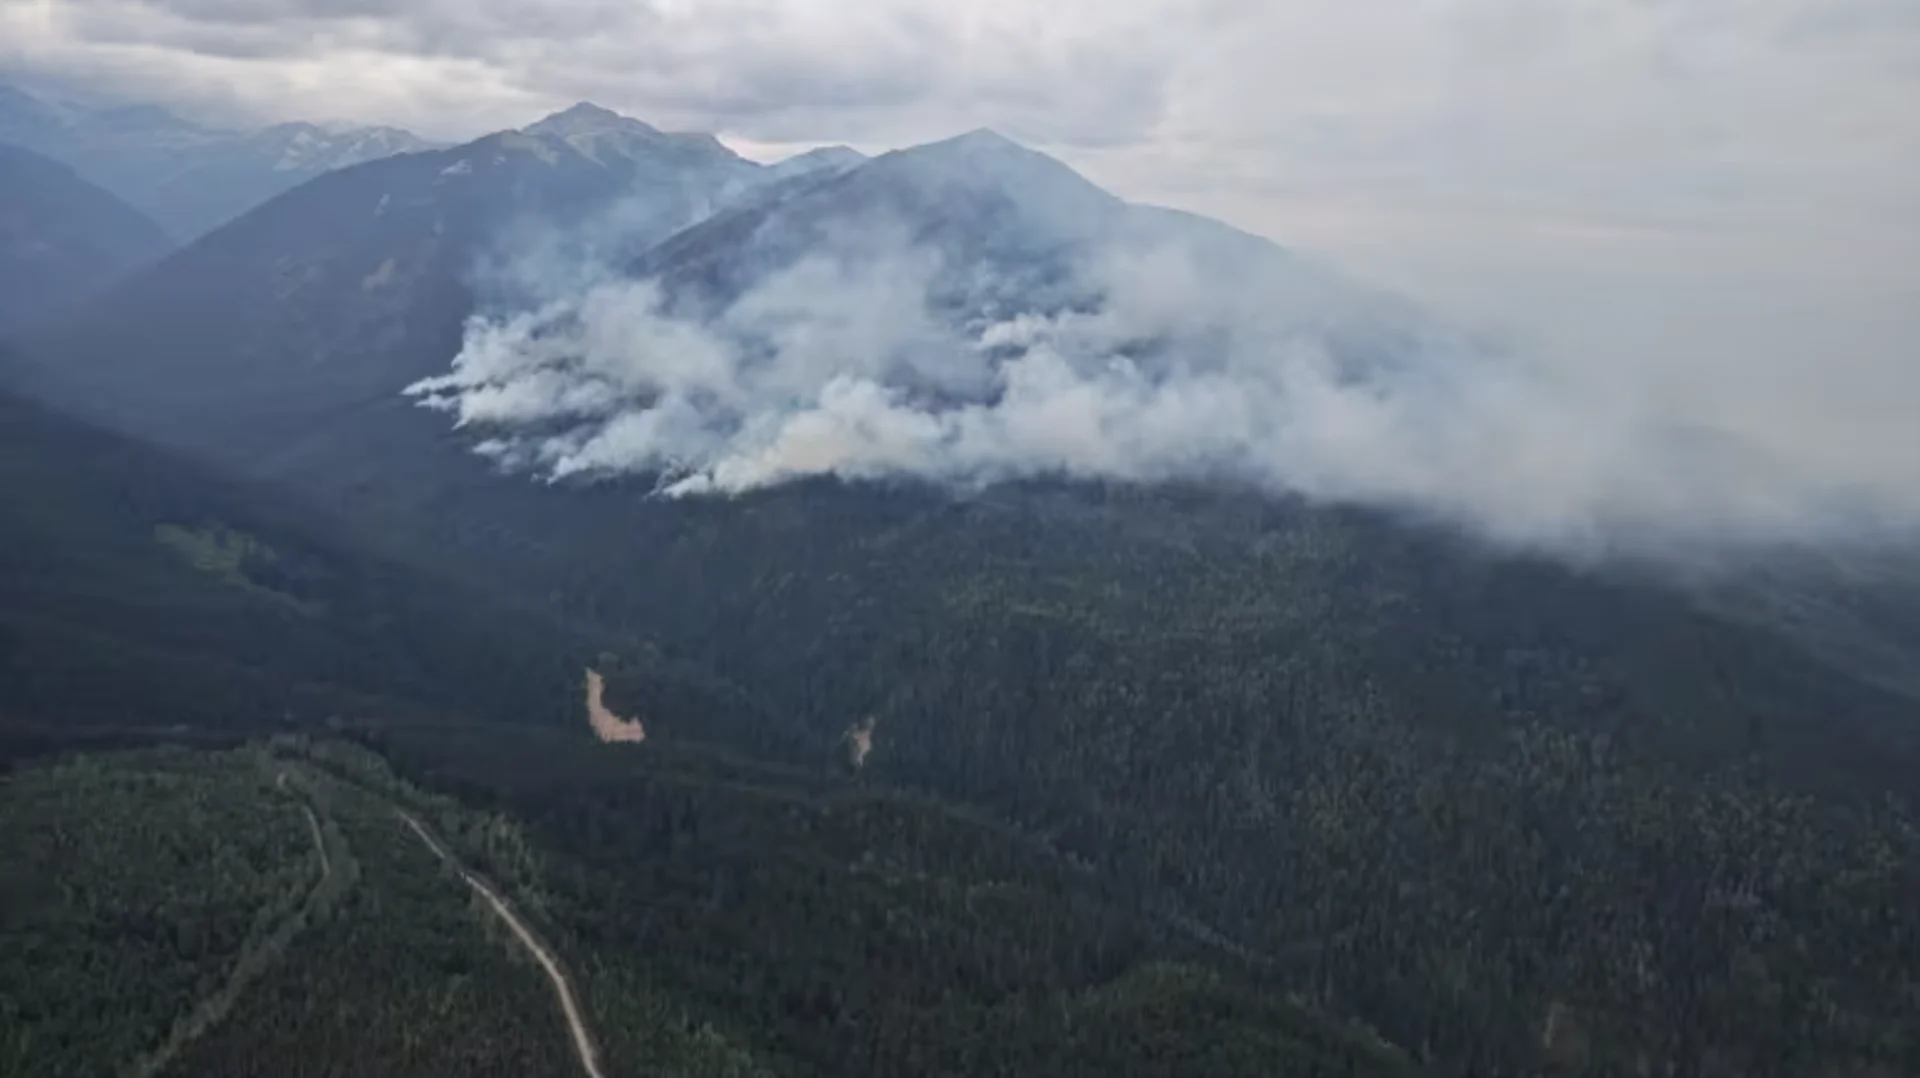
[0, 143, 171, 331]
[0, 382, 588, 746]
[0, 734, 1417, 1077]
[5, 104, 768, 478]
[0, 82, 439, 238]
[5, 113, 1919, 1077]
[0, 373, 1421, 1077]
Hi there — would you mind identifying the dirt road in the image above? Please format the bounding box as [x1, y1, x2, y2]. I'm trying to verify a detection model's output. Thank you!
[300, 804, 330, 877]
[397, 811, 607, 1078]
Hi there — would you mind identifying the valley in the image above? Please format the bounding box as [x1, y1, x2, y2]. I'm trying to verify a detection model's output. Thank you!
[2, 92, 1916, 1078]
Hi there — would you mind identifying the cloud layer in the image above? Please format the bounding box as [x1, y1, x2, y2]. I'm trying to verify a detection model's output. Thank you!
[0, 0, 1170, 145]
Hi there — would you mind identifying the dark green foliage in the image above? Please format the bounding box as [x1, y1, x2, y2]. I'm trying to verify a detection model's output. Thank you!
[929, 963, 1405, 1078]
[303, 477, 1920, 1077]
[1, 738, 1411, 1077]
[621, 484, 1920, 1077]
[0, 388, 585, 739]
[341, 722, 1417, 1077]
[9, 374, 1915, 1074]
[155, 766, 574, 1078]
[0, 749, 312, 1076]
[0, 745, 609, 1078]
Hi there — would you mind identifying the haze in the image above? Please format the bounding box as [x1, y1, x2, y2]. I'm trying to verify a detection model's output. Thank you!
[7, 0, 1916, 554]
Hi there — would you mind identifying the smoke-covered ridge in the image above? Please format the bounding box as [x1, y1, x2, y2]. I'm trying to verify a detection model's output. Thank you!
[406, 132, 1919, 558]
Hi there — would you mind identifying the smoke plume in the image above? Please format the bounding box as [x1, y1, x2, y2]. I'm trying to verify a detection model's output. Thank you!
[405, 173, 1918, 559]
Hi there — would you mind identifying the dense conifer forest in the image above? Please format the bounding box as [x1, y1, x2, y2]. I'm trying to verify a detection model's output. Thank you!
[4, 383, 1918, 1076]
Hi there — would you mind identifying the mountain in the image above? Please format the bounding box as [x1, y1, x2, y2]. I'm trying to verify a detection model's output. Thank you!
[0, 81, 440, 238]
[9, 118, 1920, 1077]
[0, 127, 1426, 1072]
[0, 377, 591, 744]
[0, 376, 1421, 1078]
[630, 129, 1127, 310]
[5, 103, 769, 476]
[628, 127, 1448, 390]
[522, 101, 751, 174]
[764, 144, 868, 182]
[0, 143, 172, 331]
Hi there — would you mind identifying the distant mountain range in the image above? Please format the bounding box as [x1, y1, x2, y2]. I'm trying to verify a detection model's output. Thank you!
[0, 143, 171, 331]
[0, 84, 869, 244]
[4, 100, 873, 484]
[0, 81, 442, 238]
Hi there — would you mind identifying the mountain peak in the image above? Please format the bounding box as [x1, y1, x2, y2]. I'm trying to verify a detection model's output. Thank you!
[764, 144, 867, 181]
[524, 102, 660, 139]
[888, 128, 1032, 164]
[944, 127, 1021, 151]
[868, 127, 1120, 229]
[551, 101, 621, 120]
[781, 144, 866, 166]
[897, 128, 1067, 171]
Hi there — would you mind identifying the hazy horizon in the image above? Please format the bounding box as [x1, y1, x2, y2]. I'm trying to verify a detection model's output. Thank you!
[7, 0, 1915, 557]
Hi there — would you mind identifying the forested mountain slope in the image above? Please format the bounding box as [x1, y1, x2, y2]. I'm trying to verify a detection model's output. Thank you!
[4, 112, 1918, 1077]
[570, 479, 1920, 1074]
[0, 143, 171, 331]
[0, 360, 1419, 1077]
[5, 104, 770, 480]
[0, 383, 584, 746]
[1, 733, 1418, 1077]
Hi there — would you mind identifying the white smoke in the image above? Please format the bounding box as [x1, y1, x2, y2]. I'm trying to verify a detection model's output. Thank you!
[406, 204, 1917, 557]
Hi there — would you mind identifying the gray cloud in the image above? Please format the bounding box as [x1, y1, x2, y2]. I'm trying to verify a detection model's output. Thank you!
[2, 0, 1174, 144]
[5, 1, 1910, 231]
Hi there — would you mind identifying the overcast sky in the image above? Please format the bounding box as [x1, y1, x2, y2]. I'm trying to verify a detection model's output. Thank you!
[5, 0, 1917, 534]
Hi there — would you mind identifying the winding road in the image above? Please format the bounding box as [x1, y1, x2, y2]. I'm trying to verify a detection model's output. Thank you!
[397, 811, 607, 1078]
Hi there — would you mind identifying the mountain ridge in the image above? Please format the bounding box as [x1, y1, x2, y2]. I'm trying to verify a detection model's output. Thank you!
[0, 80, 443, 237]
[0, 142, 172, 332]
[765, 144, 868, 181]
